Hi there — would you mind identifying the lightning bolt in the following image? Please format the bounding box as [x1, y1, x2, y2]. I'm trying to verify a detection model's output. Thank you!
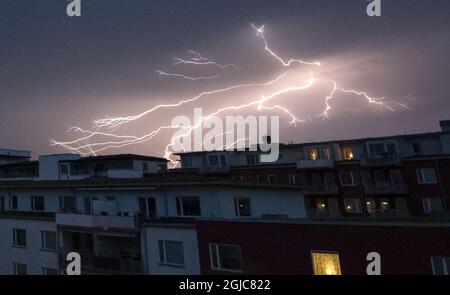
[173, 50, 239, 69]
[157, 70, 219, 81]
[52, 23, 410, 165]
[251, 23, 321, 67]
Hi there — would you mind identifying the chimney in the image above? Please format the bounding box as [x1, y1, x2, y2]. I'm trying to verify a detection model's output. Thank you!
[439, 120, 450, 132]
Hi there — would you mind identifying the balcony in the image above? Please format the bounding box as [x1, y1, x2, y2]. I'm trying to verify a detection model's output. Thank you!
[60, 250, 142, 274]
[297, 159, 334, 169]
[301, 183, 339, 195]
[55, 213, 136, 229]
[360, 153, 401, 166]
[199, 165, 230, 174]
[363, 182, 408, 194]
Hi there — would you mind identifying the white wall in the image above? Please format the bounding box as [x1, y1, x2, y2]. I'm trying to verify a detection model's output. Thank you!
[0, 218, 58, 275]
[142, 226, 200, 275]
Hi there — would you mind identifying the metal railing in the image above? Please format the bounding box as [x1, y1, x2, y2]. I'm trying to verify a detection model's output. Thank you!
[55, 213, 136, 229]
[363, 182, 408, 194]
[301, 182, 339, 195]
[360, 153, 401, 166]
[297, 159, 334, 169]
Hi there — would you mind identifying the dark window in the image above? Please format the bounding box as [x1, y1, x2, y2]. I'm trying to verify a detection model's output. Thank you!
[60, 196, 77, 212]
[31, 196, 45, 211]
[143, 162, 148, 171]
[41, 231, 57, 250]
[84, 197, 92, 214]
[208, 155, 219, 166]
[13, 229, 27, 247]
[158, 240, 185, 266]
[42, 267, 58, 275]
[60, 164, 69, 176]
[0, 196, 5, 212]
[246, 154, 257, 165]
[138, 197, 157, 218]
[176, 197, 201, 216]
[14, 263, 27, 275]
[210, 244, 243, 272]
[11, 196, 18, 211]
[412, 142, 422, 154]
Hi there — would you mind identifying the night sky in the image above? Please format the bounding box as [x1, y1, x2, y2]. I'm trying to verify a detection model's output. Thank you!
[1, 0, 449, 158]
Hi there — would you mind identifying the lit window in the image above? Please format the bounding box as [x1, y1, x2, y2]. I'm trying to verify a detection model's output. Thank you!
[311, 252, 341, 275]
[344, 198, 362, 213]
[309, 149, 319, 160]
[380, 199, 390, 211]
[366, 199, 376, 214]
[343, 148, 354, 160]
[234, 197, 251, 217]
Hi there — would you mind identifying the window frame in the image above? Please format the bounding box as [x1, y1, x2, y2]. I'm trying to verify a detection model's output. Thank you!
[311, 251, 342, 275]
[343, 198, 363, 213]
[209, 243, 243, 273]
[40, 231, 57, 251]
[12, 228, 27, 248]
[339, 171, 358, 186]
[13, 263, 27, 275]
[417, 168, 438, 184]
[31, 195, 45, 211]
[176, 197, 201, 217]
[158, 240, 185, 267]
[431, 257, 450, 275]
[234, 197, 252, 217]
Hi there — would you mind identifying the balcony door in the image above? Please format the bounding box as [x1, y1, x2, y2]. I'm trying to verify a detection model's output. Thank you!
[138, 197, 157, 218]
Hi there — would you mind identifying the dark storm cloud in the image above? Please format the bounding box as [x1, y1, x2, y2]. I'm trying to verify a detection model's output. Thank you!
[0, 0, 449, 157]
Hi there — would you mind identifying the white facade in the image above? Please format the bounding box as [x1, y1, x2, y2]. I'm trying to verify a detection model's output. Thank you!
[0, 217, 58, 275]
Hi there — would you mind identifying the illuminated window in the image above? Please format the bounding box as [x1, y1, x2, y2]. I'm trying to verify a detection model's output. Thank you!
[311, 252, 341, 275]
[344, 198, 362, 213]
[309, 149, 319, 160]
[343, 148, 354, 160]
[380, 199, 390, 211]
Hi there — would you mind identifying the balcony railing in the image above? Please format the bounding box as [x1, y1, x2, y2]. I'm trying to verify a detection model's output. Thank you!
[55, 213, 136, 229]
[363, 182, 408, 194]
[297, 159, 334, 169]
[369, 209, 410, 218]
[60, 250, 142, 274]
[360, 153, 401, 166]
[301, 182, 339, 195]
[199, 165, 230, 174]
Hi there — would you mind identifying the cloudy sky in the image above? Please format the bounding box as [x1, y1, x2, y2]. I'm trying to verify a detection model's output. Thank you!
[1, 0, 449, 158]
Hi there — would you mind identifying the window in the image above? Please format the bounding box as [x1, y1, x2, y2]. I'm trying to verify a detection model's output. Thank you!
[60, 164, 69, 176]
[31, 196, 45, 211]
[256, 175, 265, 183]
[417, 168, 438, 184]
[13, 229, 27, 247]
[311, 252, 341, 275]
[42, 267, 58, 275]
[208, 155, 219, 166]
[142, 162, 148, 172]
[267, 175, 277, 183]
[366, 199, 376, 214]
[412, 142, 422, 155]
[288, 174, 296, 185]
[181, 157, 193, 168]
[138, 197, 157, 218]
[246, 154, 258, 165]
[0, 196, 5, 212]
[380, 199, 390, 211]
[59, 196, 77, 212]
[10, 195, 18, 211]
[343, 148, 354, 160]
[316, 199, 327, 214]
[41, 231, 57, 251]
[13, 263, 27, 275]
[158, 240, 185, 266]
[339, 171, 358, 186]
[368, 142, 396, 155]
[431, 257, 450, 275]
[423, 198, 444, 214]
[106, 196, 116, 201]
[307, 147, 331, 160]
[210, 244, 243, 272]
[234, 197, 251, 217]
[343, 198, 362, 213]
[232, 176, 244, 182]
[176, 197, 201, 216]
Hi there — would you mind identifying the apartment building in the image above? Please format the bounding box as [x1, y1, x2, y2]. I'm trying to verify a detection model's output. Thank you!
[0, 153, 305, 275]
[176, 120, 450, 219]
[0, 119, 449, 275]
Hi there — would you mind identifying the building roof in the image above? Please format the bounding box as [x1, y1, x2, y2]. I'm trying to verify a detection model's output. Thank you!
[62, 154, 169, 163]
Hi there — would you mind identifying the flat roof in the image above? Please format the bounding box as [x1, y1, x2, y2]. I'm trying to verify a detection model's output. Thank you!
[62, 154, 169, 163]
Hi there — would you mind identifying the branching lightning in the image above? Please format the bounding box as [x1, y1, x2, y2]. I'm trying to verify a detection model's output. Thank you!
[157, 70, 219, 81]
[52, 23, 410, 164]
